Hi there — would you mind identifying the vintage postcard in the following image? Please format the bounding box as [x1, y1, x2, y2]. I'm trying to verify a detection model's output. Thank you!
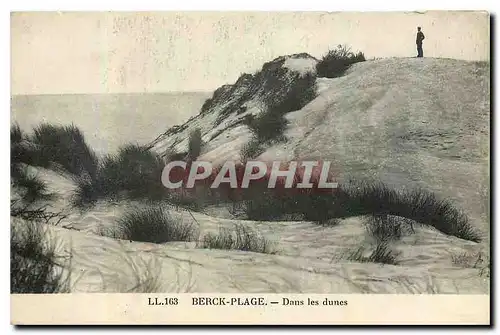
[10, 11, 490, 325]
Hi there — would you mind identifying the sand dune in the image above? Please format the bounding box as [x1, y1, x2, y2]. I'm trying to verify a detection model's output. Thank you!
[12, 56, 490, 294]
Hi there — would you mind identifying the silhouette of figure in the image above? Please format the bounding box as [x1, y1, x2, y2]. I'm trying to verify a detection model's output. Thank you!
[416, 27, 425, 57]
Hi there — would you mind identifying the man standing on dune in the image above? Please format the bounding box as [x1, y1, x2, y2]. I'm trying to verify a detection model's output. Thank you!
[416, 26, 425, 57]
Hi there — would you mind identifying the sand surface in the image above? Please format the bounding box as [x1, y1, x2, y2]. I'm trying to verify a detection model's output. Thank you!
[12, 57, 490, 294]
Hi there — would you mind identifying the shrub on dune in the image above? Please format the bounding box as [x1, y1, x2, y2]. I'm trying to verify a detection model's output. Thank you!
[244, 191, 286, 221]
[29, 123, 98, 179]
[240, 137, 265, 162]
[264, 72, 317, 116]
[239, 176, 480, 242]
[316, 44, 366, 78]
[243, 112, 289, 144]
[12, 167, 55, 204]
[363, 214, 406, 242]
[101, 144, 165, 199]
[342, 183, 481, 242]
[244, 73, 317, 145]
[11, 123, 23, 144]
[11, 220, 71, 293]
[11, 123, 39, 169]
[188, 128, 203, 160]
[116, 206, 198, 244]
[11, 125, 55, 205]
[72, 144, 167, 207]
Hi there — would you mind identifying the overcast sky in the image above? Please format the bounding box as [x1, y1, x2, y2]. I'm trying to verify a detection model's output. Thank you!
[11, 11, 489, 95]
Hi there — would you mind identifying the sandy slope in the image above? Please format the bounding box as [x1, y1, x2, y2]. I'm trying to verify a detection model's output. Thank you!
[14, 163, 489, 294]
[151, 57, 490, 237]
[13, 57, 490, 294]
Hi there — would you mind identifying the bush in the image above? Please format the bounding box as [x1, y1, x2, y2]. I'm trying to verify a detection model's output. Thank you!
[11, 123, 23, 144]
[188, 128, 203, 160]
[244, 112, 288, 145]
[11, 220, 71, 293]
[241, 179, 481, 242]
[246, 72, 316, 144]
[11, 167, 55, 204]
[240, 137, 265, 162]
[244, 191, 287, 221]
[316, 44, 366, 78]
[11, 123, 37, 169]
[29, 123, 98, 179]
[72, 144, 167, 207]
[116, 206, 198, 244]
[199, 223, 275, 254]
[344, 183, 481, 242]
[264, 72, 317, 115]
[363, 214, 412, 242]
[101, 144, 165, 199]
[71, 177, 99, 208]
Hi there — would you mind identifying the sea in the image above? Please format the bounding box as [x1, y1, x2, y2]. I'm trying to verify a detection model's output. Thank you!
[11, 92, 211, 156]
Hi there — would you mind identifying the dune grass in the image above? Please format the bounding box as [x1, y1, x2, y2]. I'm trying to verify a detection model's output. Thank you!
[116, 206, 198, 244]
[240, 137, 265, 162]
[243, 181, 481, 242]
[244, 72, 317, 145]
[188, 128, 203, 160]
[11, 123, 38, 172]
[72, 144, 167, 207]
[29, 123, 99, 179]
[362, 214, 416, 243]
[347, 242, 399, 265]
[11, 122, 23, 144]
[11, 122, 173, 208]
[11, 166, 55, 204]
[199, 223, 275, 254]
[11, 220, 71, 293]
[342, 182, 481, 242]
[316, 44, 366, 78]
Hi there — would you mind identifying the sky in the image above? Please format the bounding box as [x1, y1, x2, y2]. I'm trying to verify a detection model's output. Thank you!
[11, 11, 490, 95]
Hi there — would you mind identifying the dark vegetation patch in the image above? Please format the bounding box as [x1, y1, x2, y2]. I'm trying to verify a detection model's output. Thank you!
[239, 137, 265, 162]
[11, 220, 71, 293]
[11, 167, 55, 204]
[316, 44, 366, 78]
[208, 54, 318, 127]
[29, 123, 99, 179]
[72, 144, 166, 207]
[115, 206, 198, 244]
[241, 181, 481, 242]
[363, 214, 416, 243]
[187, 128, 203, 160]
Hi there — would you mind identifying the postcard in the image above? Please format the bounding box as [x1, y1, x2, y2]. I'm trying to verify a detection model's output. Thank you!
[10, 11, 490, 325]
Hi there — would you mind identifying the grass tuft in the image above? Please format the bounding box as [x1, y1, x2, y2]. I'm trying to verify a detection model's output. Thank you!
[199, 223, 275, 254]
[240, 137, 265, 162]
[30, 123, 99, 179]
[72, 144, 166, 207]
[363, 214, 410, 242]
[188, 128, 203, 160]
[11, 220, 71, 293]
[116, 206, 198, 244]
[347, 242, 399, 265]
[12, 167, 55, 204]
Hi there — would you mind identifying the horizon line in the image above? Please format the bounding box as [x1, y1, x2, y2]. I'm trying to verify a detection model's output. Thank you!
[10, 56, 490, 97]
[10, 90, 215, 97]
